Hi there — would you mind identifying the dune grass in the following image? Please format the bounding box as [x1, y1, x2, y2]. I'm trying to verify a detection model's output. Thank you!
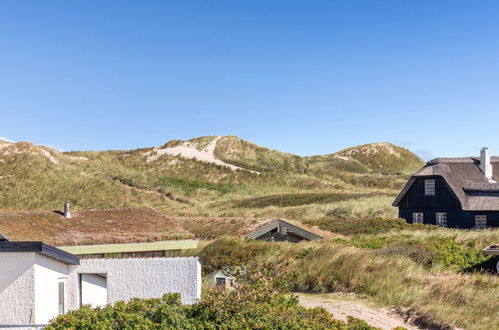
[200, 236, 499, 330]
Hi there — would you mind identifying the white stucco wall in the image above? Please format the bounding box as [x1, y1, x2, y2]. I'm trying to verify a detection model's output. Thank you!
[70, 257, 201, 306]
[33, 254, 71, 324]
[0, 254, 201, 326]
[0, 253, 36, 325]
[81, 273, 107, 307]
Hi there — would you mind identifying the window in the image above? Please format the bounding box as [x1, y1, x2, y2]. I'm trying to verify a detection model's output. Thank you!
[278, 226, 288, 235]
[424, 179, 435, 195]
[436, 213, 447, 227]
[58, 279, 67, 315]
[216, 277, 226, 288]
[475, 215, 487, 229]
[412, 212, 424, 224]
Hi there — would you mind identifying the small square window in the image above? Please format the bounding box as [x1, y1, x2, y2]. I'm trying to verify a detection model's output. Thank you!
[424, 179, 435, 196]
[436, 212, 447, 227]
[412, 212, 424, 224]
[216, 277, 227, 288]
[475, 215, 487, 229]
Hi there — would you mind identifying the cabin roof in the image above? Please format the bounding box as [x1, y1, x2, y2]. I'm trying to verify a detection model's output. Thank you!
[0, 241, 80, 265]
[175, 216, 330, 240]
[482, 245, 499, 255]
[246, 219, 323, 241]
[393, 157, 499, 211]
[0, 207, 194, 246]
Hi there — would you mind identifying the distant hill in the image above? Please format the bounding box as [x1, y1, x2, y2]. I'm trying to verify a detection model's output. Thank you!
[0, 136, 424, 220]
[317, 142, 424, 175]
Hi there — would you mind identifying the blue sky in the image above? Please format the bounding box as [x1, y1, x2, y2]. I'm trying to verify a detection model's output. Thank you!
[1, 1, 499, 159]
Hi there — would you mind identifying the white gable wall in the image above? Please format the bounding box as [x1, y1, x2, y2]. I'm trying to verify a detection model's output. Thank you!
[1, 255, 202, 326]
[70, 257, 201, 306]
[0, 252, 36, 325]
[33, 254, 72, 324]
[80, 274, 108, 307]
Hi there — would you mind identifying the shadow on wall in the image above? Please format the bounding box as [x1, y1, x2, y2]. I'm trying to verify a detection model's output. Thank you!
[0, 254, 34, 294]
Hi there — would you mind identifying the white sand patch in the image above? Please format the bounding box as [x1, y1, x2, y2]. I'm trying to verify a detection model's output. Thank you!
[145, 137, 259, 174]
[40, 149, 59, 164]
[299, 293, 424, 330]
[0, 142, 59, 165]
[67, 155, 89, 161]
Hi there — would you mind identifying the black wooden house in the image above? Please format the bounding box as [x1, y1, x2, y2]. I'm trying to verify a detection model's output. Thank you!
[393, 148, 499, 229]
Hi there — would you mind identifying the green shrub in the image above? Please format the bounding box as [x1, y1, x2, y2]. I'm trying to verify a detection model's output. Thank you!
[307, 217, 411, 235]
[48, 262, 378, 330]
[199, 238, 279, 273]
[424, 237, 487, 271]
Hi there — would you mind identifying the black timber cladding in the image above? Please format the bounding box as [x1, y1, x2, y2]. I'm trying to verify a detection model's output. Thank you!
[397, 176, 461, 209]
[0, 241, 80, 265]
[246, 219, 322, 241]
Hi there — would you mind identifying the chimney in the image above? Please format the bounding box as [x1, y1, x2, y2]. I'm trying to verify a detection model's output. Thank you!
[63, 202, 71, 218]
[479, 147, 493, 180]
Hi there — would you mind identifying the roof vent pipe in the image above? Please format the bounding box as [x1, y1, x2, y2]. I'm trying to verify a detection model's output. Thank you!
[479, 147, 493, 180]
[64, 202, 71, 218]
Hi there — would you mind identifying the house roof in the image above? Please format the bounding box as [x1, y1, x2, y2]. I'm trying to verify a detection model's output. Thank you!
[246, 219, 323, 241]
[175, 216, 330, 240]
[0, 241, 80, 265]
[482, 245, 499, 255]
[393, 157, 499, 211]
[0, 207, 194, 246]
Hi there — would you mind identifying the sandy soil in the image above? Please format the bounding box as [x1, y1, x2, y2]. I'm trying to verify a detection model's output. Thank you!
[298, 293, 424, 330]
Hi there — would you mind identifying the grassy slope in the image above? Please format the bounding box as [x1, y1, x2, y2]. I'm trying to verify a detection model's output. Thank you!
[199, 226, 499, 330]
[0, 136, 424, 221]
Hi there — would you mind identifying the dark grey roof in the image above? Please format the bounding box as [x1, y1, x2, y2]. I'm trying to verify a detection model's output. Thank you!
[393, 157, 499, 211]
[0, 241, 80, 265]
[0, 232, 8, 241]
[246, 219, 323, 241]
[482, 245, 499, 255]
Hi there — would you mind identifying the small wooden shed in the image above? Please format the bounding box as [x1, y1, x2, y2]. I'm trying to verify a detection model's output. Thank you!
[482, 245, 499, 272]
[246, 219, 323, 242]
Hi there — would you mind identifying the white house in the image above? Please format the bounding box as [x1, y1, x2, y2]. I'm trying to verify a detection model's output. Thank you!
[0, 240, 202, 328]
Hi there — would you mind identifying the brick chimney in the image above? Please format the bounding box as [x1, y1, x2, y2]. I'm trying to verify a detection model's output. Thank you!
[479, 147, 493, 180]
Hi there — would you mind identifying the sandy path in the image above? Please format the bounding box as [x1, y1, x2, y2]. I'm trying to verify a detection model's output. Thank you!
[298, 293, 423, 330]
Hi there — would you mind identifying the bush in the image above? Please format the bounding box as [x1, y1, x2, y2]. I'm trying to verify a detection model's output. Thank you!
[47, 262, 378, 330]
[307, 217, 412, 235]
[424, 237, 487, 271]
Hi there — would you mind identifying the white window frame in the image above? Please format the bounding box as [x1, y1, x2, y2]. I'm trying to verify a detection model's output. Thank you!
[475, 215, 487, 229]
[58, 278, 67, 315]
[412, 212, 424, 224]
[435, 212, 447, 227]
[424, 179, 435, 196]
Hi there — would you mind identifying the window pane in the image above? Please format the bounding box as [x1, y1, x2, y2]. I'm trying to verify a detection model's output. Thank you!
[475, 215, 487, 229]
[425, 179, 435, 195]
[412, 212, 423, 224]
[436, 213, 447, 227]
[58, 281, 65, 315]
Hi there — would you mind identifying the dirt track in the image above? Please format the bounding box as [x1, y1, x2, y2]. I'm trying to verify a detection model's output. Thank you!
[298, 293, 424, 330]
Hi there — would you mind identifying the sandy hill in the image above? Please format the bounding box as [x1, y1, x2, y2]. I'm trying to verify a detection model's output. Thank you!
[0, 136, 424, 221]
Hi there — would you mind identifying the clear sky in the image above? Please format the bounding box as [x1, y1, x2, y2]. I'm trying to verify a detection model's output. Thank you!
[1, 1, 499, 159]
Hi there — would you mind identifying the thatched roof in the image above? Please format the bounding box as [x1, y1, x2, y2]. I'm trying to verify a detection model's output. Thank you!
[0, 207, 194, 246]
[393, 157, 499, 211]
